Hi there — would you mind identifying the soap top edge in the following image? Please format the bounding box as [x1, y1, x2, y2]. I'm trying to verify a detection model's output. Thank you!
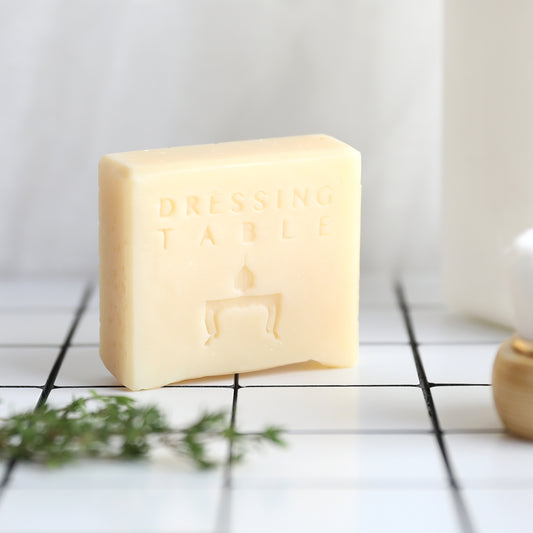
[101, 134, 360, 174]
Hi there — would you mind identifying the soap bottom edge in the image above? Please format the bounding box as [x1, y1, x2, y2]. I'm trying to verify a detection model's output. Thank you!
[106, 354, 358, 392]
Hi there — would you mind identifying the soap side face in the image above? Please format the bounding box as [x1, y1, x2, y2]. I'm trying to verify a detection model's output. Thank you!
[100, 136, 361, 390]
[98, 157, 135, 386]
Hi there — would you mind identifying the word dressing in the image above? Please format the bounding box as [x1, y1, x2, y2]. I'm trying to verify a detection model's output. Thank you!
[99, 135, 361, 390]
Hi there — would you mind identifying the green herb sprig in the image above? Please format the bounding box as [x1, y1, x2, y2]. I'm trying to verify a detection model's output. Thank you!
[0, 391, 285, 469]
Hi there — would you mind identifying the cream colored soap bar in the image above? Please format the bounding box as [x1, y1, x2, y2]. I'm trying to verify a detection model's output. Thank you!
[99, 135, 361, 390]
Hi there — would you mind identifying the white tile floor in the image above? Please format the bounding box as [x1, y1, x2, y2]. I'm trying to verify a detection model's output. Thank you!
[236, 386, 431, 432]
[0, 275, 530, 533]
[432, 386, 503, 431]
[419, 344, 498, 385]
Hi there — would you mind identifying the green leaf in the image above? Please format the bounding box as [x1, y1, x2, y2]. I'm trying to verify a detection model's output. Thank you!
[0, 392, 285, 469]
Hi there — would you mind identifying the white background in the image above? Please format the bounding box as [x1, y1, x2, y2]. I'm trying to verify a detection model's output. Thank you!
[0, 0, 441, 276]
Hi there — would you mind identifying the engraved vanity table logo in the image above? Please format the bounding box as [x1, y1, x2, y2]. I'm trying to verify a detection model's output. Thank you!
[204, 260, 282, 345]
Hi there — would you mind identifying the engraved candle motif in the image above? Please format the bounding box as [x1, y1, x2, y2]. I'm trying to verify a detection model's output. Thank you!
[99, 135, 361, 390]
[205, 260, 282, 346]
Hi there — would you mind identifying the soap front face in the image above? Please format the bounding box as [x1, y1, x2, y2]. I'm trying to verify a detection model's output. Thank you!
[99, 135, 361, 390]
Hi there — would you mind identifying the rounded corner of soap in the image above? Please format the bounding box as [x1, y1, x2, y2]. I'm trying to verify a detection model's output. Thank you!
[317, 134, 360, 161]
[99, 155, 135, 182]
[344, 144, 361, 164]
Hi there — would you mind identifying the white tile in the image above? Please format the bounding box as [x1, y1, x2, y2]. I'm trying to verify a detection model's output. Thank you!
[229, 487, 459, 533]
[0, 388, 41, 418]
[239, 345, 418, 386]
[411, 309, 511, 344]
[87, 285, 99, 310]
[0, 347, 58, 385]
[8, 389, 229, 493]
[359, 308, 408, 343]
[70, 309, 99, 344]
[0, 487, 219, 532]
[48, 387, 234, 430]
[402, 271, 444, 307]
[432, 386, 503, 431]
[55, 345, 234, 387]
[464, 488, 533, 533]
[359, 272, 396, 306]
[55, 345, 120, 387]
[446, 433, 533, 487]
[11, 444, 226, 490]
[0, 279, 85, 310]
[0, 310, 74, 345]
[233, 433, 446, 487]
[419, 343, 498, 384]
[236, 386, 431, 432]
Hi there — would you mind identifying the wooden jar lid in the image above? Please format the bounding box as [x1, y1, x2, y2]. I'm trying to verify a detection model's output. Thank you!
[493, 337, 533, 440]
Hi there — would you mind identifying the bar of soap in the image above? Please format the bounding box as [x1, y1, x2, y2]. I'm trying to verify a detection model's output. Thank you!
[99, 135, 361, 390]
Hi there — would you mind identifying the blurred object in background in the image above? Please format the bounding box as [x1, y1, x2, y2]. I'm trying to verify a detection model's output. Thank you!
[0, 0, 441, 276]
[443, 0, 533, 327]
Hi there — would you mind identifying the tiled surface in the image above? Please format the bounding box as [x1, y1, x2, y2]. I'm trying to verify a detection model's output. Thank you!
[0, 279, 84, 310]
[463, 489, 533, 533]
[232, 433, 447, 487]
[420, 344, 498, 385]
[48, 387, 234, 429]
[0, 276, 527, 533]
[0, 310, 74, 345]
[0, 347, 59, 385]
[0, 388, 42, 418]
[411, 309, 511, 344]
[55, 345, 234, 388]
[359, 307, 408, 343]
[229, 487, 460, 533]
[239, 344, 418, 386]
[432, 386, 503, 431]
[236, 386, 431, 432]
[0, 488, 220, 533]
[445, 433, 533, 488]
[71, 309, 99, 344]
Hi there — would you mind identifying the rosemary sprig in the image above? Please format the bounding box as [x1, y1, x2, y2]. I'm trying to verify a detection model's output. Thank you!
[0, 391, 285, 469]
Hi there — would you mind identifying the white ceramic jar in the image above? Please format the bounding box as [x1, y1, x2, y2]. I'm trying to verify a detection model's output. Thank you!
[443, 1, 533, 326]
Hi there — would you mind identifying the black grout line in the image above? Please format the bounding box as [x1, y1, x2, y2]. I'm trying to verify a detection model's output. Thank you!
[0, 282, 93, 497]
[238, 383, 420, 388]
[444, 428, 505, 435]
[50, 384, 234, 389]
[225, 373, 240, 488]
[396, 283, 476, 533]
[0, 459, 16, 492]
[418, 341, 505, 346]
[0, 383, 491, 389]
[429, 383, 491, 388]
[214, 373, 240, 533]
[36, 284, 94, 407]
[0, 385, 44, 389]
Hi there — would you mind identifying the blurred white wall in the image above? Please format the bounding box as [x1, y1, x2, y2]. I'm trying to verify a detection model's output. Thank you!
[0, 0, 442, 276]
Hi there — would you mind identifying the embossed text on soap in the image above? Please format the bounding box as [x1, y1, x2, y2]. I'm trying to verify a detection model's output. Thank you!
[156, 185, 335, 249]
